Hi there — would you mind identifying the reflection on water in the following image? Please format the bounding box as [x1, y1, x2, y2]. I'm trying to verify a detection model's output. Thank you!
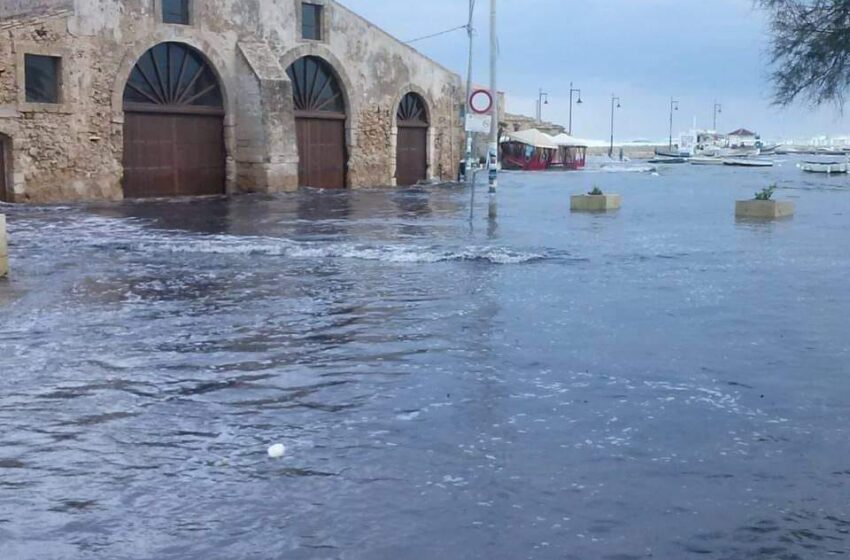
[1, 161, 849, 559]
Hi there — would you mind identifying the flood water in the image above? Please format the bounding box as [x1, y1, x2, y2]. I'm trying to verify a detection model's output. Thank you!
[1, 158, 849, 559]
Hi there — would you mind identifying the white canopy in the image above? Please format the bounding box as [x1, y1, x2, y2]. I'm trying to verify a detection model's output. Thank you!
[504, 129, 559, 149]
[550, 133, 590, 148]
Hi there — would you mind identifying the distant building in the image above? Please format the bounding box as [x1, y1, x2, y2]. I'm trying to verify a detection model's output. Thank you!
[727, 128, 758, 148]
[0, 0, 463, 203]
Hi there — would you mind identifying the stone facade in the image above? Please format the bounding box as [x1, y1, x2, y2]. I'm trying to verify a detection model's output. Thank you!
[0, 0, 463, 203]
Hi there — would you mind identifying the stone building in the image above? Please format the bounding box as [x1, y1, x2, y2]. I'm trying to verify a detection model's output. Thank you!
[0, 0, 463, 203]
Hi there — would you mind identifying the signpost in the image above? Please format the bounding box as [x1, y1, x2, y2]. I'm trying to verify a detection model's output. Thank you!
[465, 114, 492, 134]
[469, 89, 494, 115]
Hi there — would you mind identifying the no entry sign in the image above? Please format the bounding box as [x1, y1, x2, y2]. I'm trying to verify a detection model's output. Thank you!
[469, 89, 494, 115]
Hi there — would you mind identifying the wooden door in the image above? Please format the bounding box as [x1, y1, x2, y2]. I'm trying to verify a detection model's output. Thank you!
[296, 117, 346, 189]
[396, 126, 427, 186]
[121, 42, 226, 199]
[123, 112, 224, 198]
[0, 137, 7, 202]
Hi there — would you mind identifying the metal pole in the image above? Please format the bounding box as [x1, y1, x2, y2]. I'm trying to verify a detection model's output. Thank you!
[536, 89, 540, 122]
[608, 95, 620, 158]
[536, 89, 548, 123]
[713, 101, 722, 131]
[487, 0, 498, 194]
[609, 95, 614, 158]
[463, 0, 475, 185]
[669, 98, 678, 149]
[569, 82, 573, 135]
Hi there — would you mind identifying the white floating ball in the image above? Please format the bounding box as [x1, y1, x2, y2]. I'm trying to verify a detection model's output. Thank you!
[267, 443, 286, 459]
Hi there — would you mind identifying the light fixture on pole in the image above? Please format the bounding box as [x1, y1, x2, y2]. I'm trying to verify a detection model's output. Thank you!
[713, 101, 722, 131]
[536, 88, 549, 122]
[609, 94, 621, 158]
[669, 98, 679, 149]
[568, 82, 582, 135]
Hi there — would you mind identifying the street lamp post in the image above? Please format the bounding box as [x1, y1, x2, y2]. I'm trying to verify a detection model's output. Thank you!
[536, 88, 549, 122]
[669, 98, 680, 149]
[713, 101, 722, 131]
[609, 94, 621, 158]
[568, 82, 582, 135]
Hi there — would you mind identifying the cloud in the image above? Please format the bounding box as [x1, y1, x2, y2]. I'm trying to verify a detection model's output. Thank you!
[339, 0, 850, 141]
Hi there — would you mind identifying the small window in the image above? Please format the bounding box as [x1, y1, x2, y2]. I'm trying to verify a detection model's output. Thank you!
[302, 3, 322, 40]
[162, 0, 190, 25]
[25, 54, 61, 104]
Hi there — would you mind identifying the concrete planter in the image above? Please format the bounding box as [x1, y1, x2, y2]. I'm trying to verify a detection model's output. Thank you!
[571, 194, 621, 212]
[735, 199, 795, 219]
[0, 215, 7, 278]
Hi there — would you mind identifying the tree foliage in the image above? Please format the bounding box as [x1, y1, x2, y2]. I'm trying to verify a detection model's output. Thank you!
[759, 0, 850, 107]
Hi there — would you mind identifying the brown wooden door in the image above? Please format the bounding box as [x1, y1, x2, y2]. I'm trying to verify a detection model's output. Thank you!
[396, 126, 428, 186]
[296, 117, 346, 189]
[0, 137, 7, 202]
[123, 112, 225, 198]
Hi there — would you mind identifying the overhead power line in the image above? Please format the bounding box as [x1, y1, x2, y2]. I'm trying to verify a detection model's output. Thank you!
[405, 24, 469, 44]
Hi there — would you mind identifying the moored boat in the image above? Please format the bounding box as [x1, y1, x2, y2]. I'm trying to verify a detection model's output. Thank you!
[800, 161, 849, 174]
[690, 156, 725, 165]
[648, 157, 687, 164]
[723, 158, 774, 168]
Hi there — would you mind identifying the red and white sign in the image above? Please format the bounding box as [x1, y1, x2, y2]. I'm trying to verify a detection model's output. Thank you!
[469, 89, 494, 115]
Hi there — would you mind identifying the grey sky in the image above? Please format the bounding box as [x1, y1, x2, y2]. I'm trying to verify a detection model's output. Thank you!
[339, 0, 850, 142]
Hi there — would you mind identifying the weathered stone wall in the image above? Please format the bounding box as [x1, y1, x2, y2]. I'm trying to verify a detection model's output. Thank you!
[0, 0, 463, 202]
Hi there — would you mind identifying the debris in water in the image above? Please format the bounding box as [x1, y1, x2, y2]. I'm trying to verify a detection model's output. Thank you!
[267, 443, 286, 459]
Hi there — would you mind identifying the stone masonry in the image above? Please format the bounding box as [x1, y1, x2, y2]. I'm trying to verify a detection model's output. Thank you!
[0, 0, 464, 202]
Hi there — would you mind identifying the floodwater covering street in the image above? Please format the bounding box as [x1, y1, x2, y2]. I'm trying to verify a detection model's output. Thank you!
[1, 158, 849, 559]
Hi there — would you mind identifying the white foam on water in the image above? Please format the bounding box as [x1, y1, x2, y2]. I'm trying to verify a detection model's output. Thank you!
[136, 234, 547, 265]
[11, 212, 549, 265]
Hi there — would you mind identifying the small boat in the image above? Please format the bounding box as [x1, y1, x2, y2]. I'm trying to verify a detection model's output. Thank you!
[690, 156, 725, 166]
[723, 158, 774, 168]
[654, 149, 689, 159]
[648, 157, 687, 164]
[800, 161, 849, 174]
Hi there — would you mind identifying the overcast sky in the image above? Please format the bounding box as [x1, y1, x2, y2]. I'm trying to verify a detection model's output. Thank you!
[339, 0, 850, 142]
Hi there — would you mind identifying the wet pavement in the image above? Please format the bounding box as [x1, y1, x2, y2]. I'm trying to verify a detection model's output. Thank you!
[1, 158, 849, 559]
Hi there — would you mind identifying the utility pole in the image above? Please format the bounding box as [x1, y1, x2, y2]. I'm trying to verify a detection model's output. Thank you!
[609, 94, 620, 158]
[487, 0, 498, 194]
[462, 0, 475, 185]
[669, 98, 679, 149]
[568, 82, 582, 135]
[536, 88, 548, 122]
[713, 101, 722, 131]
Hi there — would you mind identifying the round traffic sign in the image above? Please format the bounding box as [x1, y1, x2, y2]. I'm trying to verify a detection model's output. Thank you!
[469, 89, 493, 115]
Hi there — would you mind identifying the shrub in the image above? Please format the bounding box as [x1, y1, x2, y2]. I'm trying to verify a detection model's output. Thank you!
[754, 185, 776, 201]
[589, 186, 604, 195]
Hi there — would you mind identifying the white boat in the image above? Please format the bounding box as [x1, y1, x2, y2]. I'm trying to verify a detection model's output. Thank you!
[690, 156, 725, 165]
[800, 161, 849, 174]
[723, 158, 774, 168]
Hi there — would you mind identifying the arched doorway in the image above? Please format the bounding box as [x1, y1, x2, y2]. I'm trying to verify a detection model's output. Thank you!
[0, 134, 9, 202]
[396, 93, 429, 186]
[286, 56, 347, 189]
[122, 42, 225, 198]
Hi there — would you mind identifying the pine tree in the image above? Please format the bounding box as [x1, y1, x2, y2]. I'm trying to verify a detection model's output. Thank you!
[760, 0, 850, 106]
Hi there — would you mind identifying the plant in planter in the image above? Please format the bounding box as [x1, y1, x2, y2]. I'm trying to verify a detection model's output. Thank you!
[572, 185, 621, 212]
[736, 183, 794, 219]
[754, 185, 776, 201]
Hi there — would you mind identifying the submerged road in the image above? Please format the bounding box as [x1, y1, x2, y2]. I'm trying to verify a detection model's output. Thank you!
[1, 160, 848, 559]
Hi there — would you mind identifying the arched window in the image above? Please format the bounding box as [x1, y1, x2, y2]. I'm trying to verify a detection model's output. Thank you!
[286, 56, 345, 115]
[123, 42, 222, 110]
[397, 92, 429, 126]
